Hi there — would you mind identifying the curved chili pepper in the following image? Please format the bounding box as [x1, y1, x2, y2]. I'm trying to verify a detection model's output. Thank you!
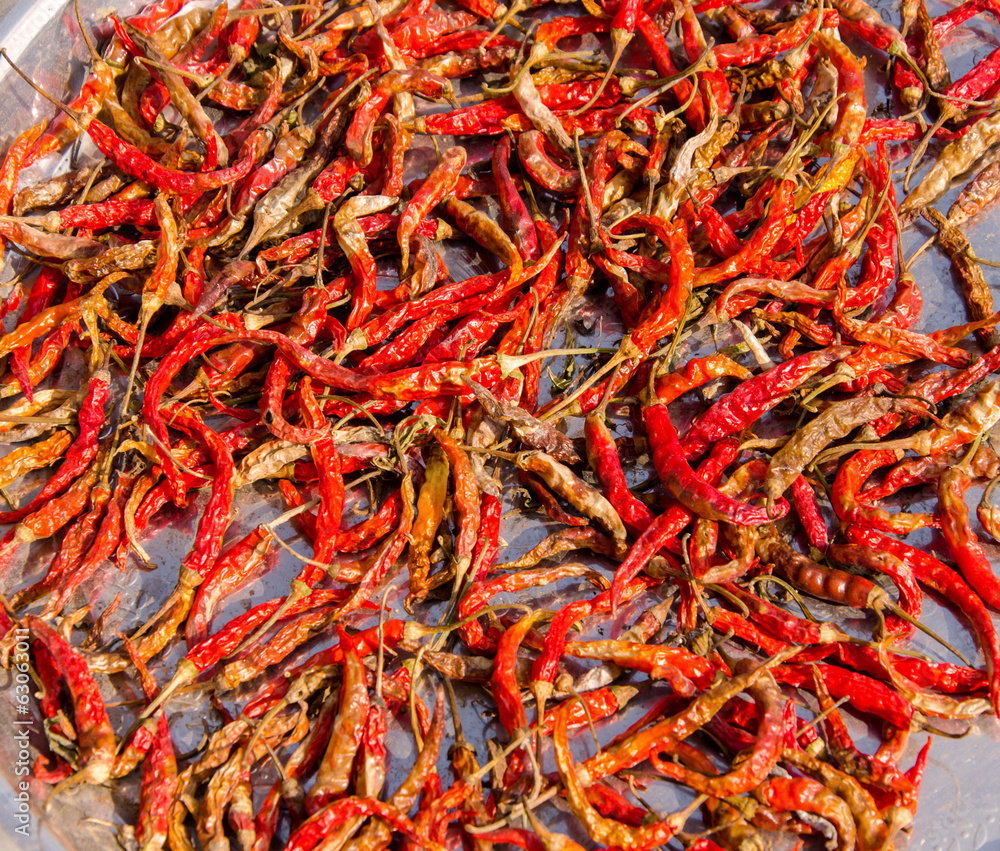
[399, 145, 466, 273]
[26, 616, 116, 789]
[658, 666, 784, 796]
[306, 636, 369, 812]
[554, 705, 696, 851]
[939, 464, 1000, 610]
[754, 775, 857, 851]
[646, 403, 787, 526]
[683, 346, 852, 458]
[515, 451, 628, 552]
[186, 526, 275, 646]
[135, 713, 177, 851]
[585, 410, 653, 536]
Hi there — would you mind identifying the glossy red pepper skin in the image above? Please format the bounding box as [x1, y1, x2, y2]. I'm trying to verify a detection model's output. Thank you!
[646, 404, 786, 526]
[847, 526, 1000, 715]
[26, 616, 116, 787]
[683, 346, 852, 458]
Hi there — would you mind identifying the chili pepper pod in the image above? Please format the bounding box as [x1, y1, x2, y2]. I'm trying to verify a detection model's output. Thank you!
[656, 666, 784, 797]
[185, 526, 275, 646]
[346, 68, 454, 166]
[9, 478, 112, 614]
[284, 797, 436, 851]
[492, 134, 539, 261]
[531, 580, 656, 725]
[344, 683, 447, 851]
[574, 647, 798, 815]
[336, 194, 397, 330]
[832, 450, 937, 536]
[791, 475, 830, 553]
[406, 440, 450, 610]
[26, 616, 116, 794]
[399, 145, 466, 274]
[306, 634, 369, 813]
[134, 713, 177, 851]
[242, 620, 406, 719]
[764, 398, 932, 512]
[492, 609, 552, 736]
[753, 775, 858, 851]
[937, 464, 1000, 614]
[432, 428, 480, 590]
[785, 742, 900, 850]
[554, 703, 703, 851]
[563, 639, 714, 694]
[584, 410, 654, 537]
[646, 402, 787, 527]
[514, 451, 628, 554]
[8, 56, 278, 196]
[259, 288, 332, 445]
[469, 381, 579, 465]
[457, 563, 606, 653]
[40, 468, 136, 620]
[774, 663, 914, 730]
[0, 122, 45, 265]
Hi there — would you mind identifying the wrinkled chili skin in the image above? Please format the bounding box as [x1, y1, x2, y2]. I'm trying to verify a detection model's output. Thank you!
[135, 713, 177, 851]
[646, 403, 787, 526]
[407, 441, 450, 608]
[27, 616, 116, 786]
[682, 347, 852, 458]
[585, 410, 653, 535]
[939, 467, 1000, 610]
[11, 4, 1000, 845]
[306, 639, 369, 812]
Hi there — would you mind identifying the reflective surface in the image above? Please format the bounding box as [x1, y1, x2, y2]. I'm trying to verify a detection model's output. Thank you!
[0, 1, 1000, 850]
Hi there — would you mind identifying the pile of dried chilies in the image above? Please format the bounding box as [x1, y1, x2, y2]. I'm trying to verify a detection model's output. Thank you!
[5, 0, 1000, 847]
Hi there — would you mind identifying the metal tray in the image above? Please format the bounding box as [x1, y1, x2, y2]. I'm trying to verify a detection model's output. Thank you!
[0, 1, 999, 850]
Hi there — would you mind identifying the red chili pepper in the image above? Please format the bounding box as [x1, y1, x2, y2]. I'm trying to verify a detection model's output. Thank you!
[493, 134, 540, 261]
[26, 616, 116, 788]
[260, 288, 331, 444]
[683, 346, 852, 459]
[773, 663, 913, 728]
[135, 713, 176, 851]
[832, 450, 936, 535]
[346, 69, 453, 165]
[300, 377, 344, 566]
[399, 145, 466, 273]
[585, 410, 653, 536]
[790, 476, 829, 552]
[41, 469, 136, 619]
[0, 367, 108, 525]
[306, 635, 370, 811]
[186, 526, 275, 646]
[755, 775, 857, 851]
[458, 564, 601, 652]
[646, 403, 787, 526]
[637, 12, 705, 130]
[939, 465, 1000, 610]
[531, 577, 657, 706]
